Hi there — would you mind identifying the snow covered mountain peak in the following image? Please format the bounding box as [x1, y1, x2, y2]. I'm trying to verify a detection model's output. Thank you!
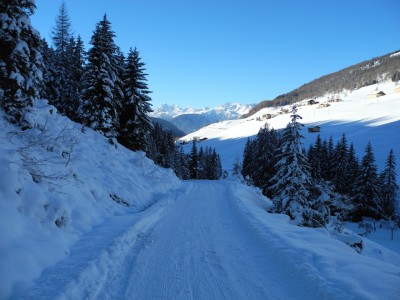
[150, 102, 253, 120]
[150, 102, 254, 134]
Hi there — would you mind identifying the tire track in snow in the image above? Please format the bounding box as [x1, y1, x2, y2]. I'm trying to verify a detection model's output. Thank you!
[113, 181, 303, 299]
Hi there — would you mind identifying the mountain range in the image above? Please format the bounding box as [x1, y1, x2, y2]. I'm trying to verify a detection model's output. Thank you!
[150, 102, 253, 134]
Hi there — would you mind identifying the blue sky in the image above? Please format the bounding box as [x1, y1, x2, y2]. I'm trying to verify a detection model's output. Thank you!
[31, 0, 400, 108]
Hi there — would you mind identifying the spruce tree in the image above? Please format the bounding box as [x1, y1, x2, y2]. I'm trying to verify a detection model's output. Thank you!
[322, 136, 335, 181]
[211, 149, 222, 180]
[309, 134, 324, 181]
[0, 0, 43, 127]
[67, 35, 85, 120]
[119, 47, 153, 151]
[173, 146, 190, 180]
[241, 138, 256, 181]
[353, 142, 383, 220]
[332, 134, 350, 194]
[189, 140, 198, 179]
[347, 143, 359, 196]
[253, 124, 279, 196]
[380, 149, 398, 219]
[39, 38, 57, 101]
[146, 123, 175, 168]
[269, 106, 314, 225]
[197, 147, 206, 179]
[51, 2, 75, 114]
[80, 14, 123, 140]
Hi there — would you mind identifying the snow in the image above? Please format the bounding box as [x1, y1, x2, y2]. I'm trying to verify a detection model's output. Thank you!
[150, 102, 254, 133]
[7, 180, 400, 300]
[390, 51, 400, 58]
[150, 102, 253, 120]
[1, 82, 400, 299]
[180, 81, 400, 181]
[0, 100, 180, 298]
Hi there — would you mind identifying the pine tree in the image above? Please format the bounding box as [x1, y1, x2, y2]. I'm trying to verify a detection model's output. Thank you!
[39, 38, 57, 101]
[79, 14, 123, 140]
[332, 134, 350, 194]
[269, 106, 314, 225]
[309, 134, 324, 181]
[322, 136, 335, 181]
[67, 35, 85, 120]
[211, 149, 222, 180]
[173, 146, 190, 180]
[146, 123, 175, 168]
[241, 138, 256, 181]
[51, 2, 75, 114]
[51, 2, 71, 55]
[0, 0, 43, 127]
[253, 124, 280, 196]
[347, 143, 359, 196]
[380, 149, 398, 219]
[119, 47, 153, 151]
[353, 142, 383, 220]
[197, 146, 206, 179]
[189, 140, 198, 179]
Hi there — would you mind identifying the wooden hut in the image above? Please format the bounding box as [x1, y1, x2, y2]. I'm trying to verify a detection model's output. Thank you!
[308, 126, 321, 133]
[367, 91, 386, 98]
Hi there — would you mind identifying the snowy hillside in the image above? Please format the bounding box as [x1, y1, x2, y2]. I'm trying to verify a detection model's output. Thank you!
[1, 95, 400, 299]
[150, 102, 253, 134]
[0, 101, 181, 298]
[180, 81, 400, 179]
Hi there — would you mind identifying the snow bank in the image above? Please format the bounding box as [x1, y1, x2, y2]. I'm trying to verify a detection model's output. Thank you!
[230, 183, 400, 300]
[0, 100, 181, 298]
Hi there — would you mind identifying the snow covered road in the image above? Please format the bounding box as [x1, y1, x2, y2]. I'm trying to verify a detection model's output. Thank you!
[12, 181, 400, 300]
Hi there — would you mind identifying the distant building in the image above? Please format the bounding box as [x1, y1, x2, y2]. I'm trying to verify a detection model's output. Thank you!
[308, 126, 321, 133]
[318, 103, 330, 108]
[367, 91, 386, 98]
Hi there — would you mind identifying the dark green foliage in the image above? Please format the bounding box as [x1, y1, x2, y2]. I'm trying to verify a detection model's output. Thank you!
[50, 2, 75, 115]
[332, 134, 350, 194]
[380, 149, 398, 219]
[241, 124, 279, 196]
[268, 106, 320, 226]
[0, 0, 43, 127]
[347, 143, 359, 196]
[353, 142, 383, 220]
[67, 35, 85, 119]
[39, 38, 57, 101]
[79, 14, 123, 140]
[308, 134, 323, 181]
[146, 123, 175, 168]
[118, 47, 153, 151]
[189, 140, 199, 179]
[178, 140, 222, 180]
[173, 146, 190, 180]
[197, 147, 222, 180]
[241, 138, 256, 181]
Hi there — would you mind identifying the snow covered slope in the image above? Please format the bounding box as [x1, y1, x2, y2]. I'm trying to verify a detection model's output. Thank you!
[180, 81, 400, 178]
[10, 181, 400, 300]
[0, 100, 181, 298]
[1, 95, 400, 299]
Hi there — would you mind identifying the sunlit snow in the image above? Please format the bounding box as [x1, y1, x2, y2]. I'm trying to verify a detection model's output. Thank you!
[1, 80, 399, 299]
